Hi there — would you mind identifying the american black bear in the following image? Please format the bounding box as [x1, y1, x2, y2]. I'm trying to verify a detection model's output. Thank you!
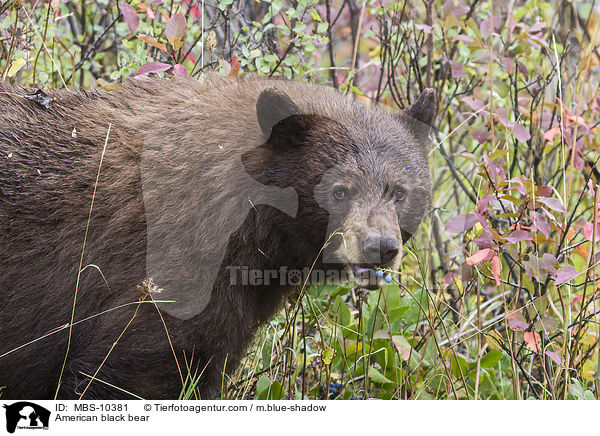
[0, 75, 434, 399]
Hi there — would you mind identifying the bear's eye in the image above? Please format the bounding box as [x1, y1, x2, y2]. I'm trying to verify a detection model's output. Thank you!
[333, 187, 348, 201]
[395, 187, 407, 202]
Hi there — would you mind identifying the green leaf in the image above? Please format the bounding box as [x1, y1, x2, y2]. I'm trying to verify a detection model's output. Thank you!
[533, 315, 559, 333]
[392, 335, 421, 365]
[268, 380, 285, 400]
[293, 22, 306, 33]
[389, 305, 411, 320]
[322, 348, 335, 365]
[241, 44, 250, 58]
[271, 0, 283, 14]
[568, 378, 585, 399]
[309, 8, 322, 22]
[286, 8, 300, 19]
[401, 289, 429, 325]
[256, 375, 285, 400]
[368, 367, 393, 384]
[6, 57, 26, 78]
[317, 22, 329, 34]
[450, 354, 468, 378]
[350, 85, 364, 96]
[332, 295, 351, 327]
[480, 349, 503, 368]
[345, 342, 369, 362]
[256, 375, 271, 399]
[218, 0, 234, 9]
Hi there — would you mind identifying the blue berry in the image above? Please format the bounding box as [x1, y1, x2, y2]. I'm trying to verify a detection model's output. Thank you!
[384, 274, 392, 283]
[375, 270, 384, 278]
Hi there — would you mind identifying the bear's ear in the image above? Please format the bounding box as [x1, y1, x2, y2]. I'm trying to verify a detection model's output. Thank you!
[404, 88, 436, 127]
[256, 88, 301, 137]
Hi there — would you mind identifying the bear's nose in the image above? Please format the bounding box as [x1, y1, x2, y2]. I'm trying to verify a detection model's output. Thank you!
[361, 236, 399, 265]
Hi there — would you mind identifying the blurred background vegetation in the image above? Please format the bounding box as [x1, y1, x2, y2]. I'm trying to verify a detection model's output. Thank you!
[2, 0, 600, 400]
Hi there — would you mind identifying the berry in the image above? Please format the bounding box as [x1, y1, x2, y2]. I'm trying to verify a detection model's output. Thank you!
[375, 270, 384, 278]
[384, 274, 392, 283]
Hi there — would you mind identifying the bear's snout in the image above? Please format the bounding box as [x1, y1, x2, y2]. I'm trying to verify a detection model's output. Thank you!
[361, 235, 399, 266]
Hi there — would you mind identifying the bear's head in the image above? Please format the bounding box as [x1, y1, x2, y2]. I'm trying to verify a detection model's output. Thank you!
[243, 85, 435, 289]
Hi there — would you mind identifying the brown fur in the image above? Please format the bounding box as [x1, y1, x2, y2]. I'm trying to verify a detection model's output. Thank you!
[0, 76, 434, 399]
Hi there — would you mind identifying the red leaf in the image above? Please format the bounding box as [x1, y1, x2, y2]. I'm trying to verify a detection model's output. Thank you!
[471, 129, 489, 144]
[545, 351, 561, 365]
[137, 34, 169, 54]
[535, 185, 553, 197]
[571, 295, 583, 306]
[477, 194, 494, 214]
[540, 253, 559, 273]
[443, 271, 456, 286]
[172, 64, 188, 77]
[502, 56, 515, 73]
[587, 179, 594, 192]
[543, 126, 561, 144]
[189, 5, 201, 19]
[166, 12, 186, 40]
[524, 332, 542, 353]
[530, 211, 550, 237]
[466, 248, 494, 266]
[137, 3, 156, 20]
[453, 35, 473, 43]
[553, 265, 578, 285]
[449, 5, 469, 18]
[537, 197, 565, 213]
[445, 213, 478, 234]
[137, 62, 172, 75]
[507, 313, 529, 331]
[119, 2, 139, 34]
[504, 229, 533, 243]
[474, 211, 492, 234]
[527, 21, 546, 34]
[480, 17, 491, 37]
[449, 60, 465, 78]
[462, 96, 485, 112]
[186, 53, 197, 64]
[495, 109, 530, 141]
[415, 24, 432, 34]
[583, 221, 600, 242]
[511, 122, 531, 142]
[491, 255, 501, 286]
[228, 56, 240, 78]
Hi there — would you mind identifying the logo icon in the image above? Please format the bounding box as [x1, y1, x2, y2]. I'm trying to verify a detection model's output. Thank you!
[3, 402, 50, 433]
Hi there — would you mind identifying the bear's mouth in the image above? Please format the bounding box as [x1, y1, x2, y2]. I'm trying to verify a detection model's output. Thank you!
[349, 263, 391, 290]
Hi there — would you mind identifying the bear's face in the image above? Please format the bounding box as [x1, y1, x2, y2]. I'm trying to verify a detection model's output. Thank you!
[314, 141, 431, 288]
[244, 87, 435, 289]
